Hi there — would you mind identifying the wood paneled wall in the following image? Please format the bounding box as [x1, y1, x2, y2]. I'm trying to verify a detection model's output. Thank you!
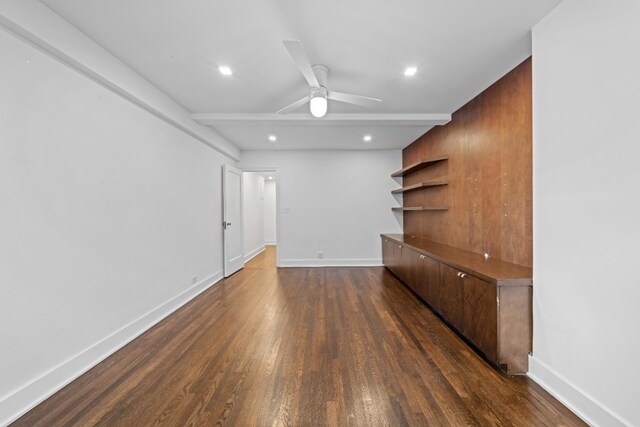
[402, 58, 532, 267]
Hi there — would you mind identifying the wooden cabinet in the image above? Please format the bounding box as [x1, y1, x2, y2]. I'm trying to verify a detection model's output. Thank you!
[414, 253, 440, 307]
[462, 274, 498, 361]
[384, 239, 411, 284]
[383, 238, 402, 278]
[388, 245, 439, 309]
[402, 248, 419, 292]
[495, 286, 532, 373]
[423, 255, 440, 308]
[382, 237, 395, 270]
[392, 243, 407, 282]
[438, 263, 464, 328]
[402, 246, 426, 288]
[381, 234, 532, 374]
[382, 237, 391, 266]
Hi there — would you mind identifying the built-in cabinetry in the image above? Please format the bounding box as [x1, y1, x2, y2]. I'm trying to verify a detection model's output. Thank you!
[381, 234, 532, 374]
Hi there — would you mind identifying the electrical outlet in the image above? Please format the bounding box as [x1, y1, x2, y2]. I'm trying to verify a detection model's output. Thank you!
[191, 275, 198, 285]
[317, 252, 324, 259]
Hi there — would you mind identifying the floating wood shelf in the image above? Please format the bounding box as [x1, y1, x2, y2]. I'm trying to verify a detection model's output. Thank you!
[392, 206, 448, 212]
[391, 156, 449, 177]
[391, 180, 448, 194]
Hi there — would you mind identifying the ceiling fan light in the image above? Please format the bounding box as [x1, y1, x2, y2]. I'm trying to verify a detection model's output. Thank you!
[310, 95, 327, 118]
[218, 65, 232, 76]
[404, 66, 417, 76]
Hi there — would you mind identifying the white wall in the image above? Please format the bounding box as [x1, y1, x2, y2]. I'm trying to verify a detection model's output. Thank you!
[264, 180, 277, 244]
[239, 150, 402, 266]
[531, 1, 640, 426]
[242, 172, 265, 261]
[0, 0, 239, 161]
[0, 22, 233, 424]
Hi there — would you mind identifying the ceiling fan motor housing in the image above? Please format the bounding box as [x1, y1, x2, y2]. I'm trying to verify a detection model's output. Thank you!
[310, 86, 327, 100]
[311, 64, 329, 88]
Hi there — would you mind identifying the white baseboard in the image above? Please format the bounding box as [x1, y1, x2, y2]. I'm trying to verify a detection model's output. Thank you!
[0, 271, 224, 427]
[279, 258, 382, 267]
[244, 245, 265, 263]
[528, 355, 630, 427]
[265, 241, 277, 246]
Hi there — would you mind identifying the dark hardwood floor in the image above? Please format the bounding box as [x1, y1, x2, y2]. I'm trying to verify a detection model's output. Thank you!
[13, 247, 584, 426]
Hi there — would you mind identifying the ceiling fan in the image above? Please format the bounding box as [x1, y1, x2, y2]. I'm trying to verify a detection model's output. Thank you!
[277, 40, 382, 118]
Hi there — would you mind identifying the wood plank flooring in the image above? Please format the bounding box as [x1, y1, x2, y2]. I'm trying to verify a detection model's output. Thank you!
[13, 246, 585, 426]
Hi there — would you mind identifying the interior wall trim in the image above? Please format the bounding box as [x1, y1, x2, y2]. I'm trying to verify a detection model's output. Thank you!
[528, 355, 630, 427]
[244, 245, 266, 263]
[280, 259, 383, 267]
[0, 271, 224, 427]
[0, 1, 240, 161]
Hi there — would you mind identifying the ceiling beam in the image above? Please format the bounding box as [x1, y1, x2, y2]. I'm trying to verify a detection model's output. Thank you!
[0, 0, 241, 161]
[190, 113, 451, 127]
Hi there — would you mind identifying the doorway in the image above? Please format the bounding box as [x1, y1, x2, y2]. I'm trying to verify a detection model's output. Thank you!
[222, 164, 245, 277]
[241, 168, 279, 267]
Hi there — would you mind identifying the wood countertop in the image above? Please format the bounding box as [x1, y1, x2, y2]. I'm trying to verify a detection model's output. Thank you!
[381, 234, 532, 286]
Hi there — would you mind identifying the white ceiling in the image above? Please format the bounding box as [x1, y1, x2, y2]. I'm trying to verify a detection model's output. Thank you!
[39, 0, 561, 151]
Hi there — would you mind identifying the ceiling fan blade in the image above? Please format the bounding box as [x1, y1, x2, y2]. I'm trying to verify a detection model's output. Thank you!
[276, 95, 311, 114]
[282, 40, 320, 88]
[328, 91, 382, 109]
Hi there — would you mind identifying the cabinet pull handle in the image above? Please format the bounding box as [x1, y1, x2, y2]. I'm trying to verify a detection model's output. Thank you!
[457, 272, 461, 277]
[460, 273, 467, 278]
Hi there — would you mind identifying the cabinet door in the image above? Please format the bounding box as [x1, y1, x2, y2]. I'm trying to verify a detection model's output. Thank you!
[438, 263, 464, 328]
[390, 242, 403, 277]
[397, 245, 412, 284]
[412, 254, 426, 300]
[382, 238, 391, 267]
[406, 249, 423, 295]
[462, 274, 498, 361]
[420, 255, 440, 309]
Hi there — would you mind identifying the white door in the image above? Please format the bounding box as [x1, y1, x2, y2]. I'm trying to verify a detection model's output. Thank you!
[222, 164, 244, 276]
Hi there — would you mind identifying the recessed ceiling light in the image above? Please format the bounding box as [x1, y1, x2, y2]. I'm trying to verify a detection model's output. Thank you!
[219, 66, 232, 76]
[267, 176, 273, 180]
[363, 135, 372, 142]
[404, 67, 417, 77]
[268, 135, 277, 142]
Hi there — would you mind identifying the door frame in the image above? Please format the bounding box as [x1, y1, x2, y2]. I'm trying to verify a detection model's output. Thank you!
[241, 167, 281, 267]
[222, 164, 245, 276]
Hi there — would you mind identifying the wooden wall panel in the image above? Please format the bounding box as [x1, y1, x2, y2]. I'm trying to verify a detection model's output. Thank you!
[402, 58, 532, 267]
